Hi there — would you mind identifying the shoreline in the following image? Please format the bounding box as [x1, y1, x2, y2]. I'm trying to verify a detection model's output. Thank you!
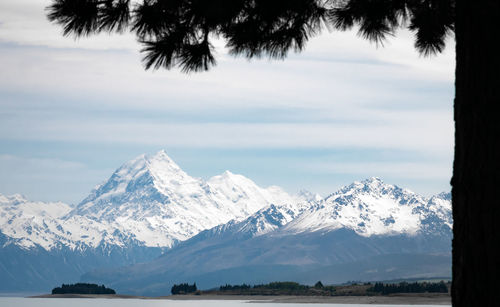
[30, 293, 451, 305]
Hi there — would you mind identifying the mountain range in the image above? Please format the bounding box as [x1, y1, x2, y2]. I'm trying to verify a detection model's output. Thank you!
[0, 150, 452, 294]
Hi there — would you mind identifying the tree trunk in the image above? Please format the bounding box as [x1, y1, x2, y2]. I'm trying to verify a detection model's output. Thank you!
[452, 0, 500, 306]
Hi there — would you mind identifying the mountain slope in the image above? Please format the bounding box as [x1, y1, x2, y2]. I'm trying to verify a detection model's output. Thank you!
[284, 178, 451, 237]
[0, 194, 72, 250]
[0, 193, 166, 292]
[66, 150, 301, 248]
[0, 150, 305, 292]
[1, 150, 300, 252]
[82, 179, 452, 296]
[0, 152, 452, 294]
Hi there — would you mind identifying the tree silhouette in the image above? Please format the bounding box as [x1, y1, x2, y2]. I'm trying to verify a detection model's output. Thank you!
[368, 281, 449, 295]
[46, 0, 454, 72]
[171, 282, 197, 294]
[46, 1, 499, 306]
[51, 283, 116, 294]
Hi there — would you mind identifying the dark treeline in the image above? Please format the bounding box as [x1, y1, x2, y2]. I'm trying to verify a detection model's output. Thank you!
[368, 281, 449, 294]
[220, 281, 309, 291]
[219, 283, 252, 290]
[171, 283, 197, 294]
[51, 283, 115, 294]
[218, 281, 336, 295]
[217, 280, 449, 296]
[254, 281, 309, 290]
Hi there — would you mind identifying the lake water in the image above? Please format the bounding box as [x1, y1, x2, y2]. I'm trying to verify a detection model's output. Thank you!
[0, 297, 451, 307]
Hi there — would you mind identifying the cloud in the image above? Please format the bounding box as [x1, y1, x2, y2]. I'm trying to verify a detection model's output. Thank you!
[0, 1, 455, 202]
[0, 2, 454, 115]
[0, 154, 109, 203]
[305, 160, 452, 181]
[0, 0, 454, 82]
[0, 110, 453, 156]
[0, 41, 453, 115]
[0, 154, 85, 171]
[0, 0, 138, 50]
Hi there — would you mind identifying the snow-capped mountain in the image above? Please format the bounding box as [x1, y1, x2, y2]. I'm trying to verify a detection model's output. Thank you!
[195, 199, 313, 241]
[284, 177, 452, 237]
[83, 178, 452, 296]
[193, 177, 451, 244]
[70, 150, 305, 248]
[0, 150, 452, 294]
[1, 150, 302, 252]
[0, 194, 72, 249]
[0, 150, 309, 292]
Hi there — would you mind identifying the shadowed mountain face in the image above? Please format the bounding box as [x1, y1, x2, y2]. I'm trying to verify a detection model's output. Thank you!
[81, 227, 451, 296]
[0, 151, 451, 294]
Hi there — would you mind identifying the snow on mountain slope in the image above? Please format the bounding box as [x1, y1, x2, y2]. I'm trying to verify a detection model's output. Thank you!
[0, 194, 72, 249]
[425, 192, 452, 229]
[198, 200, 313, 242]
[416, 192, 452, 235]
[82, 180, 452, 296]
[0, 194, 137, 250]
[1, 150, 299, 251]
[207, 170, 301, 220]
[68, 150, 299, 248]
[0, 151, 452, 255]
[235, 201, 310, 237]
[284, 177, 452, 237]
[181, 178, 451, 254]
[1, 153, 454, 295]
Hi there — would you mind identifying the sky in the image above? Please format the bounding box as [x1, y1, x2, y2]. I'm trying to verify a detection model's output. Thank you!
[0, 0, 455, 204]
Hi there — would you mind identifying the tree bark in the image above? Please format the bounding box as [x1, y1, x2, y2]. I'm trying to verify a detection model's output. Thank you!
[452, 0, 500, 306]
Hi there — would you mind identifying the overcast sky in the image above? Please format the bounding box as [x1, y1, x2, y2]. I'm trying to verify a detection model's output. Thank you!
[0, 0, 455, 204]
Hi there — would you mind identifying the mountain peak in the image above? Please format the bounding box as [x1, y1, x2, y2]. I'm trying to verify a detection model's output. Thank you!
[0, 193, 28, 204]
[434, 191, 451, 201]
[221, 170, 235, 177]
[210, 170, 252, 186]
[155, 149, 168, 155]
[288, 177, 440, 237]
[68, 151, 291, 248]
[353, 177, 385, 189]
[74, 150, 194, 220]
[144, 150, 185, 178]
[336, 177, 417, 199]
[297, 189, 323, 202]
[109, 150, 187, 189]
[332, 177, 390, 197]
[363, 176, 383, 184]
[148, 149, 175, 164]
